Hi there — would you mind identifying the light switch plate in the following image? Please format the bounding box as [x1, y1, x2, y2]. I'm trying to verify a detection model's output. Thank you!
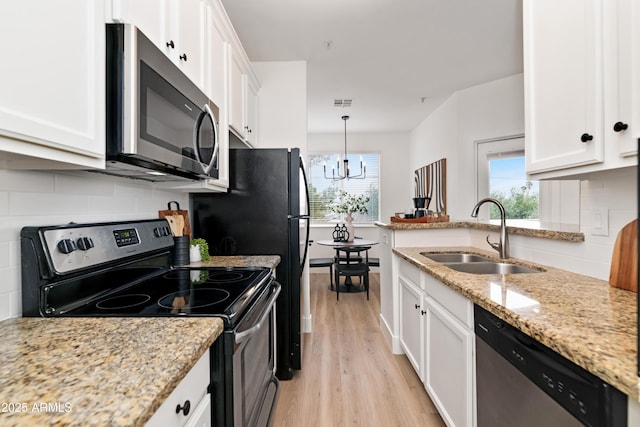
[591, 208, 609, 236]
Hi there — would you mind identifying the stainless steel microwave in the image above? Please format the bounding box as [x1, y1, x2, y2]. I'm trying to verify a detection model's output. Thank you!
[105, 24, 219, 182]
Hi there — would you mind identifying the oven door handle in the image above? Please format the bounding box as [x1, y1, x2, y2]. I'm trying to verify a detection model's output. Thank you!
[235, 283, 281, 345]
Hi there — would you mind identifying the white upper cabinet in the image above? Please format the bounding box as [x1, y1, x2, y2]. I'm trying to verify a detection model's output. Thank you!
[205, 1, 229, 108]
[604, 0, 640, 158]
[245, 78, 259, 147]
[168, 0, 205, 88]
[229, 50, 246, 137]
[0, 1, 105, 169]
[525, 0, 638, 179]
[112, 0, 206, 89]
[228, 44, 260, 147]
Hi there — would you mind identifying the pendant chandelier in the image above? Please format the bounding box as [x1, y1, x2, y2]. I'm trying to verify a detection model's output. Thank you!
[324, 115, 366, 181]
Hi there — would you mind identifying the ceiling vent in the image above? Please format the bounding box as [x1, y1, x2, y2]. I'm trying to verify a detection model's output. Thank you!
[333, 99, 352, 108]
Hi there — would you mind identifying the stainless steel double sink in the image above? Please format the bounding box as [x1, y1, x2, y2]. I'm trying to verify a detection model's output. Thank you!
[421, 252, 544, 274]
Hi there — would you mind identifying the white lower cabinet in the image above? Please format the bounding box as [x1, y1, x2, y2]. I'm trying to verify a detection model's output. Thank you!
[399, 275, 425, 380]
[396, 257, 475, 427]
[146, 349, 211, 427]
[425, 298, 475, 427]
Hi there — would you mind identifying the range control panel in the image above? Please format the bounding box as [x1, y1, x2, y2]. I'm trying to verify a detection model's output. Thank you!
[41, 219, 174, 274]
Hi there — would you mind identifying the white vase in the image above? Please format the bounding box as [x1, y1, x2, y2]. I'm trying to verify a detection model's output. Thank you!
[344, 213, 355, 242]
[189, 245, 202, 262]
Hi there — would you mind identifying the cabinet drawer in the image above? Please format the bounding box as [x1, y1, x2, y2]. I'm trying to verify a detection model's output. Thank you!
[398, 259, 422, 288]
[424, 275, 472, 328]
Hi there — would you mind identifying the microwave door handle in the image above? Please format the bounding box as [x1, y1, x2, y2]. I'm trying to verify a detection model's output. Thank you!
[194, 103, 218, 175]
[203, 103, 219, 173]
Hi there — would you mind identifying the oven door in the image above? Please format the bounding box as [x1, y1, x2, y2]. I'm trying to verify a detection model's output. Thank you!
[232, 281, 281, 427]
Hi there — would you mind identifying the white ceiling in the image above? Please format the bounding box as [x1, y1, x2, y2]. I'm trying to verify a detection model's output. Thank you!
[221, 0, 523, 134]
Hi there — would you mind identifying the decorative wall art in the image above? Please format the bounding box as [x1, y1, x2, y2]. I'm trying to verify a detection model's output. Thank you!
[414, 158, 447, 214]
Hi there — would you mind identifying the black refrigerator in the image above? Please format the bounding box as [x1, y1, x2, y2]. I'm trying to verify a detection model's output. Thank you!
[191, 148, 310, 380]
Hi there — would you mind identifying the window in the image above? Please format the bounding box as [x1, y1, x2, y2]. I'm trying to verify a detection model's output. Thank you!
[307, 153, 380, 223]
[476, 137, 538, 221]
[476, 136, 579, 226]
[488, 154, 539, 220]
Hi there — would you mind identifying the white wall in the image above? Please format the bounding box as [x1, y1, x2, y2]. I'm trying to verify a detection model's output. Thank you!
[409, 74, 525, 219]
[0, 170, 189, 321]
[252, 61, 308, 158]
[407, 73, 637, 280]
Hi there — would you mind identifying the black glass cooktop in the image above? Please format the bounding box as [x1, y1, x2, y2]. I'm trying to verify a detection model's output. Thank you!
[61, 267, 271, 322]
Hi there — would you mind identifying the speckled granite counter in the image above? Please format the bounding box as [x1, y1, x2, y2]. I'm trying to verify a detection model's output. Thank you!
[0, 317, 223, 426]
[190, 255, 280, 269]
[376, 220, 584, 242]
[393, 246, 639, 401]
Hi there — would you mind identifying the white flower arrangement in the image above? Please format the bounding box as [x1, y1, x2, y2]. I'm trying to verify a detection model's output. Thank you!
[329, 190, 370, 216]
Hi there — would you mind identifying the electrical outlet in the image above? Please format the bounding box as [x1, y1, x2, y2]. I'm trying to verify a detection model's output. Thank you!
[591, 208, 609, 236]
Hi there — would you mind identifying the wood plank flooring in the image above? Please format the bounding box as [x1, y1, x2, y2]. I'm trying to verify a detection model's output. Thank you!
[273, 272, 446, 427]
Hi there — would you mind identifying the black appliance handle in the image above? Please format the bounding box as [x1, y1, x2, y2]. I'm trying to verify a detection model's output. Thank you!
[193, 103, 218, 175]
[235, 283, 281, 344]
[299, 159, 311, 271]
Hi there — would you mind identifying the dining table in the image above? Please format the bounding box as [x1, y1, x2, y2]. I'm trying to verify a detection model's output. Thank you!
[316, 239, 379, 292]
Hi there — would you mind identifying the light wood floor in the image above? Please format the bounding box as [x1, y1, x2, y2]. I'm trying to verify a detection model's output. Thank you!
[273, 272, 446, 427]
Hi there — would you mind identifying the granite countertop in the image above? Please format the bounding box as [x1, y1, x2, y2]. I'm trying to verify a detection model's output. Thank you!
[376, 220, 584, 242]
[190, 255, 281, 269]
[0, 317, 223, 426]
[393, 246, 639, 401]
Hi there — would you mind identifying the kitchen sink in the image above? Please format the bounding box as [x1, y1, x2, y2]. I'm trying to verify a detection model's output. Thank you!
[420, 251, 543, 274]
[421, 252, 492, 263]
[444, 262, 543, 275]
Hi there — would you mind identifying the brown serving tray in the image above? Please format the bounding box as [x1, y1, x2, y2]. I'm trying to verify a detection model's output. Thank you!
[390, 215, 450, 223]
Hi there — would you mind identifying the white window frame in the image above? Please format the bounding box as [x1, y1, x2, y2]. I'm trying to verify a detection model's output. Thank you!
[475, 134, 580, 226]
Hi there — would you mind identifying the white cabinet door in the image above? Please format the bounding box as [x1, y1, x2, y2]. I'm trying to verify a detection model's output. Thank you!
[425, 299, 475, 427]
[205, 1, 228, 108]
[112, 0, 205, 89]
[0, 1, 105, 167]
[111, 0, 168, 51]
[184, 395, 212, 427]
[524, 0, 604, 174]
[169, 0, 205, 88]
[146, 350, 210, 427]
[605, 0, 640, 157]
[229, 50, 246, 138]
[399, 275, 424, 380]
[245, 80, 259, 147]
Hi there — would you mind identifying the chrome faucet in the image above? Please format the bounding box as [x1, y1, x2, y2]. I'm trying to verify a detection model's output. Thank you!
[471, 198, 509, 259]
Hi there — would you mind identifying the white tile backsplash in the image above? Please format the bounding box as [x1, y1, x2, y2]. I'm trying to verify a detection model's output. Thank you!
[0, 169, 189, 321]
[0, 192, 8, 216]
[0, 242, 8, 269]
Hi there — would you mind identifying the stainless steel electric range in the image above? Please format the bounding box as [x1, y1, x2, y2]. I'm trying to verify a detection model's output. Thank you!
[21, 219, 280, 427]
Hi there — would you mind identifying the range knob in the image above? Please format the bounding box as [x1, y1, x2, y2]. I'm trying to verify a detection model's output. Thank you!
[57, 239, 77, 254]
[77, 237, 94, 251]
[154, 227, 162, 238]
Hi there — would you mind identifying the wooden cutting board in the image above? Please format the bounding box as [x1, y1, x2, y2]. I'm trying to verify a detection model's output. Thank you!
[159, 201, 191, 238]
[609, 219, 638, 292]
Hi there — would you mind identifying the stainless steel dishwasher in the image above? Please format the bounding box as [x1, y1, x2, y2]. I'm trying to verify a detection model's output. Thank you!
[474, 305, 627, 427]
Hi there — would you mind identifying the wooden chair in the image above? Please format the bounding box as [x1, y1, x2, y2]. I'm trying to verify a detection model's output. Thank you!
[334, 246, 371, 301]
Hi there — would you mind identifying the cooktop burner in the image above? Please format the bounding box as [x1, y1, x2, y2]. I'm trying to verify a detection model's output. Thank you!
[97, 294, 151, 310]
[157, 288, 231, 310]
